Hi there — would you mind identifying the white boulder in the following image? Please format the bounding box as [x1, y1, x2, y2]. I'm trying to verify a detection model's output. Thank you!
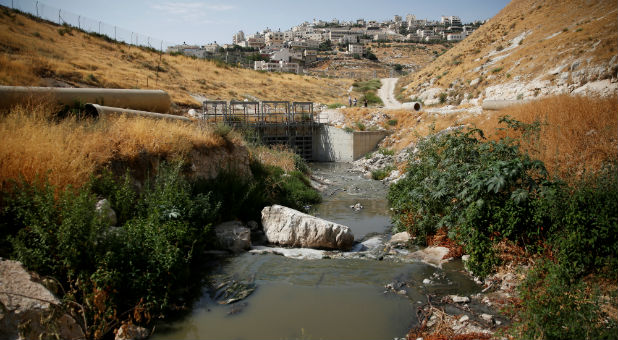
[261, 205, 354, 250]
[0, 260, 85, 340]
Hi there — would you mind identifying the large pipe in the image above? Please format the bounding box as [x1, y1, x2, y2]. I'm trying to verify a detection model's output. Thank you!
[402, 101, 423, 111]
[482, 99, 531, 111]
[0, 86, 171, 113]
[84, 104, 190, 122]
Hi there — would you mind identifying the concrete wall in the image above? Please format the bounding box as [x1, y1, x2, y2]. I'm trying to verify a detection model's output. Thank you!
[312, 125, 388, 162]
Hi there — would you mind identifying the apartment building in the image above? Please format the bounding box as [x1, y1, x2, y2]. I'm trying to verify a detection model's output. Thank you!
[348, 44, 365, 55]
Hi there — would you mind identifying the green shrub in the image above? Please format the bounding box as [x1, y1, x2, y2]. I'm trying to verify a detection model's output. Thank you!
[352, 79, 382, 92]
[362, 91, 383, 106]
[387, 119, 398, 126]
[388, 121, 553, 277]
[378, 148, 395, 156]
[355, 121, 366, 131]
[327, 103, 344, 109]
[513, 259, 617, 340]
[439, 92, 447, 104]
[372, 165, 396, 180]
[550, 163, 618, 280]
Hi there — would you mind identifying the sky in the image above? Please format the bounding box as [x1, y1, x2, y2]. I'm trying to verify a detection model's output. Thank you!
[38, 0, 510, 45]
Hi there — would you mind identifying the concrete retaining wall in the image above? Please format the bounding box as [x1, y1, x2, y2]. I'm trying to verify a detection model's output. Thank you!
[312, 125, 389, 162]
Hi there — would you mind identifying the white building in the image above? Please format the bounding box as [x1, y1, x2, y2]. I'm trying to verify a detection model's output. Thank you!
[203, 43, 220, 53]
[348, 44, 365, 55]
[254, 60, 299, 74]
[446, 33, 464, 41]
[232, 31, 245, 45]
[265, 31, 285, 46]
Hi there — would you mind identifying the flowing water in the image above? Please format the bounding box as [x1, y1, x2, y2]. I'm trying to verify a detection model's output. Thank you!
[152, 163, 480, 340]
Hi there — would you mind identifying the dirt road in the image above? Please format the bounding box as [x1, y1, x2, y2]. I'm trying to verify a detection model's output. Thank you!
[378, 78, 402, 109]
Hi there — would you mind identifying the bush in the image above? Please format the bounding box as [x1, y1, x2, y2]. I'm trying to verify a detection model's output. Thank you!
[372, 165, 396, 180]
[388, 121, 553, 277]
[513, 259, 617, 340]
[2, 162, 220, 337]
[362, 91, 383, 106]
[387, 119, 398, 126]
[1, 156, 321, 337]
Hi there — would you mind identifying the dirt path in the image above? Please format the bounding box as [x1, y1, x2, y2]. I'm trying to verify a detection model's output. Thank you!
[378, 78, 402, 109]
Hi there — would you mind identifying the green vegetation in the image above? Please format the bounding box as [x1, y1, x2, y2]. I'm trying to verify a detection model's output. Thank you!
[327, 103, 344, 109]
[1, 156, 320, 338]
[388, 118, 617, 338]
[387, 119, 398, 126]
[352, 79, 383, 106]
[372, 165, 396, 180]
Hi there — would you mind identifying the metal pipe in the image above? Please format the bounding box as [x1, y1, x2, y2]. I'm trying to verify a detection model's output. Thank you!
[402, 101, 423, 111]
[84, 104, 190, 122]
[0, 86, 171, 113]
[482, 99, 530, 111]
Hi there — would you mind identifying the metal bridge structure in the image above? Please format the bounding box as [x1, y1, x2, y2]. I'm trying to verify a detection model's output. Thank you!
[200, 100, 318, 160]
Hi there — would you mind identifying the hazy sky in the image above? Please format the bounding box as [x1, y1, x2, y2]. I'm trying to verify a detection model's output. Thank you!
[28, 0, 510, 45]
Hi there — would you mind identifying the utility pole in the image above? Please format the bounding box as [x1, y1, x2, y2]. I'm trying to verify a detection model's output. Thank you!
[78, 16, 80, 29]
[98, 21, 101, 35]
[36, 1, 38, 16]
[58, 9, 61, 25]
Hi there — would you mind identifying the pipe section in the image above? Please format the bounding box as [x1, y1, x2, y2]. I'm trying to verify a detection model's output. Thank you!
[402, 101, 423, 111]
[0, 86, 171, 113]
[482, 99, 530, 111]
[84, 104, 190, 122]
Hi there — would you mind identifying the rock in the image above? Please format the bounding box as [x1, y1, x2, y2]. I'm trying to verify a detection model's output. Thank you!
[261, 205, 354, 250]
[115, 324, 149, 340]
[461, 254, 470, 262]
[249, 246, 325, 260]
[214, 221, 251, 253]
[407, 246, 450, 267]
[459, 315, 470, 323]
[450, 295, 471, 303]
[422, 279, 432, 285]
[0, 259, 85, 340]
[389, 231, 410, 246]
[481, 313, 494, 323]
[351, 203, 363, 211]
[95, 199, 117, 226]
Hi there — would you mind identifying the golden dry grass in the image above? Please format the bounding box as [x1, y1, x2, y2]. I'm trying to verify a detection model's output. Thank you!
[468, 95, 618, 180]
[0, 102, 236, 191]
[399, 0, 617, 100]
[0, 8, 352, 107]
[361, 95, 617, 181]
[250, 145, 297, 173]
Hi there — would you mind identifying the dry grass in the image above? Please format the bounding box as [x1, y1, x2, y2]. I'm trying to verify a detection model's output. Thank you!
[467, 95, 618, 180]
[347, 95, 616, 181]
[399, 0, 617, 100]
[0, 102, 234, 191]
[250, 145, 297, 173]
[0, 8, 352, 107]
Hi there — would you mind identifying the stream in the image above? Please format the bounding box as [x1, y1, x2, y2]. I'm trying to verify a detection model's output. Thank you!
[152, 163, 481, 340]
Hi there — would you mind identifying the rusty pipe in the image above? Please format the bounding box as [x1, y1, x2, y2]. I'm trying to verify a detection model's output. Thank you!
[84, 104, 190, 122]
[0, 86, 171, 113]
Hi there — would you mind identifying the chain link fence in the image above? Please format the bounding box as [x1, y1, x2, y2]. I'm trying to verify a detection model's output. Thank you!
[0, 0, 177, 52]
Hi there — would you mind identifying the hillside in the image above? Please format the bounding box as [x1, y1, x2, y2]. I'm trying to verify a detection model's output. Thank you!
[0, 7, 352, 108]
[398, 0, 617, 105]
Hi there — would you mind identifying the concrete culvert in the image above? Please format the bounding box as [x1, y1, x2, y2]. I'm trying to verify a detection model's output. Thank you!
[0, 86, 172, 113]
[402, 101, 422, 111]
[84, 103, 191, 122]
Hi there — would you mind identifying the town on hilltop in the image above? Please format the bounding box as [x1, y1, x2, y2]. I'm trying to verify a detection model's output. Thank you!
[167, 14, 483, 74]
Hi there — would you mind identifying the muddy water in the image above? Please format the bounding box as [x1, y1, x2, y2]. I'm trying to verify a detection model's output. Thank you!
[152, 163, 479, 340]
